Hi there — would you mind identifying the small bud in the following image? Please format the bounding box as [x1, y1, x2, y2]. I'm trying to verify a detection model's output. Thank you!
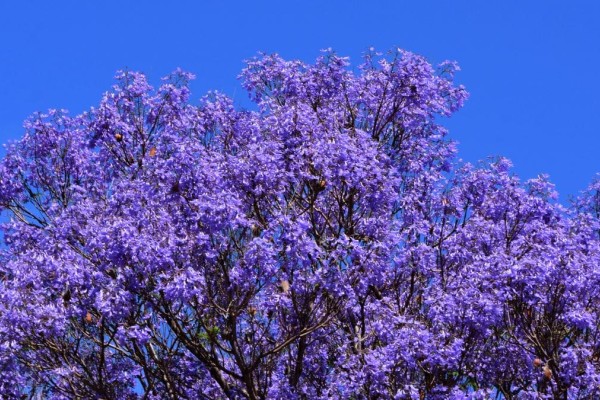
[148, 147, 157, 157]
[114, 133, 123, 142]
[543, 365, 552, 380]
[533, 358, 543, 367]
[85, 312, 93, 323]
[416, 293, 423, 304]
[279, 279, 290, 294]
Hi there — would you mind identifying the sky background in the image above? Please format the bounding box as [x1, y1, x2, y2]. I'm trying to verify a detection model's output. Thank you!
[0, 1, 598, 203]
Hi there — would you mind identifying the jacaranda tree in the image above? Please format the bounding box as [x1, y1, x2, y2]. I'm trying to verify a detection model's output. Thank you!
[1, 48, 600, 399]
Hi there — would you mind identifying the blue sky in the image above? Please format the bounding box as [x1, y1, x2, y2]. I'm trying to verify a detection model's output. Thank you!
[1, 1, 599, 202]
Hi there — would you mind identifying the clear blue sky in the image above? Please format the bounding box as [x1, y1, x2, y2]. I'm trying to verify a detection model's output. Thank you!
[1, 1, 599, 202]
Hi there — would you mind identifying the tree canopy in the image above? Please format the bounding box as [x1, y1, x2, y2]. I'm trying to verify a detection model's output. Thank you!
[1, 49, 600, 399]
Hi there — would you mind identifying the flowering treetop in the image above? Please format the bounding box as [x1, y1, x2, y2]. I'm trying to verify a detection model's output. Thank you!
[0, 49, 599, 399]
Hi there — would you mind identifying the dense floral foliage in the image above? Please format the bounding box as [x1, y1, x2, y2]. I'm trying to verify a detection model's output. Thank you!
[1, 49, 600, 399]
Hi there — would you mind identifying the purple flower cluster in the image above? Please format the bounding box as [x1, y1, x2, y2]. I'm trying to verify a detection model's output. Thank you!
[1, 49, 599, 399]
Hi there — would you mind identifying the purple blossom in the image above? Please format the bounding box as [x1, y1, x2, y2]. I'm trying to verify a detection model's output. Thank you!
[0, 48, 598, 399]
